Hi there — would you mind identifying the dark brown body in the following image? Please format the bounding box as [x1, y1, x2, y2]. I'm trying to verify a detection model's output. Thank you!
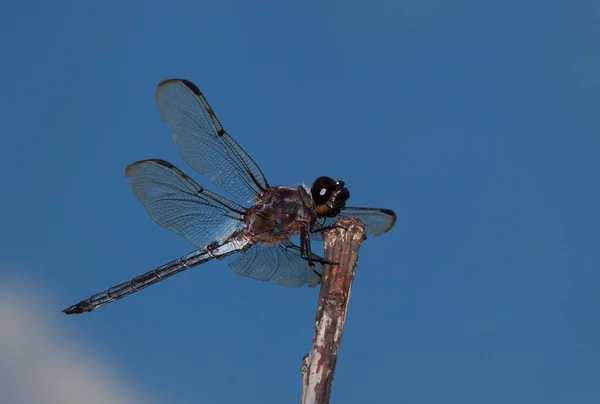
[245, 186, 315, 245]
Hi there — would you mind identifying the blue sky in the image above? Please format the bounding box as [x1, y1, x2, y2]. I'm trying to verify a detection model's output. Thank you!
[1, 1, 599, 403]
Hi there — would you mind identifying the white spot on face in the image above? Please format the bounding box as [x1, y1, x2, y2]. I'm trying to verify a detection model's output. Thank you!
[319, 188, 327, 196]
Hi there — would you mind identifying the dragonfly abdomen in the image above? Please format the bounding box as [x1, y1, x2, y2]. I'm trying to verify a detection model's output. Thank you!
[62, 238, 247, 314]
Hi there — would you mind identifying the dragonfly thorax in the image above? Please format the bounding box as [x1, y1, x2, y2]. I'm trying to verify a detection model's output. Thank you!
[245, 186, 314, 244]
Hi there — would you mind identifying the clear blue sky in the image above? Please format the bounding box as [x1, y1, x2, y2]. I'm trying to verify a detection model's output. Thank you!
[1, 1, 599, 403]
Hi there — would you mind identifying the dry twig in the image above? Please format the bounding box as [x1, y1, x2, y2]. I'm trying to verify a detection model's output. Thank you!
[301, 217, 366, 404]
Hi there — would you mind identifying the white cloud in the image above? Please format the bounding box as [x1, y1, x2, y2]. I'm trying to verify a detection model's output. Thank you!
[0, 277, 156, 404]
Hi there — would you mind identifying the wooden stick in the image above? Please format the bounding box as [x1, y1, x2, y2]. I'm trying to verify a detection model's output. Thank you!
[301, 217, 366, 404]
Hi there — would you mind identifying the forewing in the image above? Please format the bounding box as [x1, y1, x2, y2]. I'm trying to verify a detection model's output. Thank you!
[126, 159, 246, 250]
[229, 241, 321, 287]
[156, 79, 269, 204]
[311, 207, 396, 240]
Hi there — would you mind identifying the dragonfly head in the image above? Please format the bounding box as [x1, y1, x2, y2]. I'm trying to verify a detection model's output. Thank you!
[311, 176, 350, 218]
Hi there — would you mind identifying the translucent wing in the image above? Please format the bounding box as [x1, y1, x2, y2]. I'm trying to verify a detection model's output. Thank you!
[156, 79, 270, 204]
[229, 241, 321, 287]
[311, 207, 396, 240]
[126, 159, 246, 250]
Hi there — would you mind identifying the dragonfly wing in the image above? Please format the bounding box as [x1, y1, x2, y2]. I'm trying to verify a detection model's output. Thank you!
[126, 159, 246, 250]
[156, 79, 270, 204]
[229, 241, 321, 287]
[311, 207, 396, 240]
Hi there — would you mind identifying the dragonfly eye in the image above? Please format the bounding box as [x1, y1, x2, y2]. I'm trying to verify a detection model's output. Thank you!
[311, 176, 336, 206]
[311, 176, 350, 218]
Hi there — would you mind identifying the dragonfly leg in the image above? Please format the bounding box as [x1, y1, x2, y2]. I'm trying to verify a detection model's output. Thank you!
[298, 185, 319, 218]
[299, 230, 337, 275]
[310, 222, 345, 235]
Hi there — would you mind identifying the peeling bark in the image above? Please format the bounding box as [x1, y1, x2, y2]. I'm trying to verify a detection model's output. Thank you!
[301, 217, 366, 404]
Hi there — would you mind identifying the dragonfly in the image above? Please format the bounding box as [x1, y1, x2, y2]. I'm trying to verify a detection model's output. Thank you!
[63, 79, 396, 314]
